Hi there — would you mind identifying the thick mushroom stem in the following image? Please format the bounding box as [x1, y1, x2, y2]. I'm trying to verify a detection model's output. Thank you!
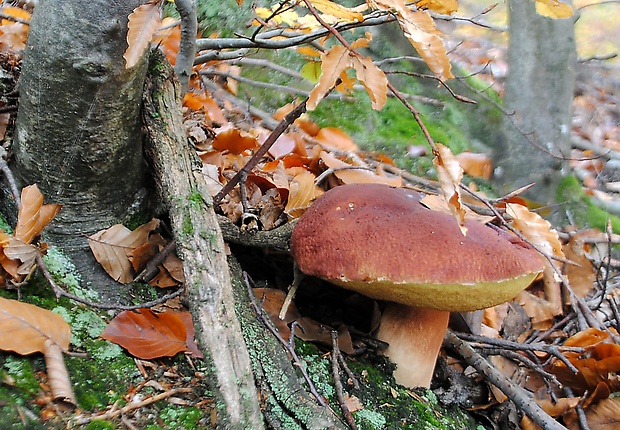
[376, 303, 450, 389]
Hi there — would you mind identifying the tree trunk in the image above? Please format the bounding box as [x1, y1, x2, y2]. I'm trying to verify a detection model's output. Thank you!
[12, 0, 149, 301]
[492, 0, 576, 204]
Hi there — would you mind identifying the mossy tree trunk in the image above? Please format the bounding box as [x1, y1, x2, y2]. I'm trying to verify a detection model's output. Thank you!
[11, 0, 150, 301]
[492, 0, 576, 204]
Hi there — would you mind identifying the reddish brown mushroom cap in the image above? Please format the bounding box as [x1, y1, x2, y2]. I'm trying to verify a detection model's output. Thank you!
[290, 183, 544, 312]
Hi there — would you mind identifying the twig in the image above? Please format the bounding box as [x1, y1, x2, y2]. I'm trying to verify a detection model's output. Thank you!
[331, 330, 358, 430]
[173, 0, 197, 93]
[244, 272, 329, 408]
[213, 99, 308, 205]
[444, 330, 568, 430]
[74, 387, 193, 424]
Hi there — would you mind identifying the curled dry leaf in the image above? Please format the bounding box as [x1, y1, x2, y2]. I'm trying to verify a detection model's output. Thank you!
[306, 0, 364, 22]
[455, 152, 492, 180]
[351, 55, 388, 111]
[420, 194, 495, 224]
[101, 309, 188, 360]
[433, 143, 467, 234]
[320, 151, 402, 187]
[124, 0, 162, 68]
[88, 219, 160, 283]
[285, 171, 323, 218]
[505, 203, 564, 259]
[15, 184, 61, 244]
[212, 125, 260, 155]
[415, 0, 458, 15]
[307, 45, 351, 111]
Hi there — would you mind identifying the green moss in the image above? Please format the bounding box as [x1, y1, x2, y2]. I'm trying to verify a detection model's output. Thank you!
[84, 421, 117, 430]
[183, 211, 194, 236]
[147, 404, 206, 429]
[556, 175, 620, 233]
[43, 246, 99, 302]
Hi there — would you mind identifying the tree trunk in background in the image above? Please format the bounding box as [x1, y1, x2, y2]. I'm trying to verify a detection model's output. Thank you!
[493, 0, 576, 204]
[12, 0, 150, 301]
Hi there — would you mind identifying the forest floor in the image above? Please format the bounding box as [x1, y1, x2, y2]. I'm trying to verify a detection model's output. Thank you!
[1, 4, 620, 430]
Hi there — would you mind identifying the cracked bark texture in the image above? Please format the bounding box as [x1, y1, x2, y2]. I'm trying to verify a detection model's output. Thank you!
[12, 0, 149, 301]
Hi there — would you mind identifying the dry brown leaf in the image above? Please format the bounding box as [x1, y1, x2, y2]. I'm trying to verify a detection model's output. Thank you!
[415, 0, 458, 15]
[315, 127, 359, 152]
[344, 394, 364, 412]
[433, 143, 467, 234]
[420, 194, 495, 224]
[285, 171, 322, 218]
[0, 297, 70, 354]
[88, 219, 160, 283]
[101, 309, 187, 360]
[307, 45, 351, 110]
[212, 125, 260, 154]
[505, 203, 564, 259]
[15, 184, 61, 244]
[3, 237, 38, 276]
[0, 112, 10, 141]
[351, 55, 388, 110]
[307, 0, 363, 21]
[535, 0, 574, 19]
[44, 339, 76, 406]
[563, 233, 596, 299]
[566, 398, 620, 430]
[320, 151, 402, 186]
[124, 0, 162, 68]
[455, 152, 492, 180]
[396, 7, 453, 80]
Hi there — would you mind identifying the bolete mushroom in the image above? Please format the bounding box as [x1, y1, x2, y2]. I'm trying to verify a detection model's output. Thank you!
[290, 183, 544, 388]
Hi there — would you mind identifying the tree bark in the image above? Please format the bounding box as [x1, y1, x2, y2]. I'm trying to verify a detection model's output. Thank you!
[142, 50, 263, 428]
[492, 0, 576, 203]
[12, 0, 150, 300]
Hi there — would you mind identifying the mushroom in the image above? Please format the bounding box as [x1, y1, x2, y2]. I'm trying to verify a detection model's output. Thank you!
[290, 183, 544, 388]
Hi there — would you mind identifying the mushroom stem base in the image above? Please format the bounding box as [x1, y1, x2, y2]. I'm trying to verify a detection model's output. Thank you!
[376, 304, 450, 389]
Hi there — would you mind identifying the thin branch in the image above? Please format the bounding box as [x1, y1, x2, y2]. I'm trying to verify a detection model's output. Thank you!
[444, 330, 568, 430]
[331, 330, 358, 430]
[173, 0, 197, 93]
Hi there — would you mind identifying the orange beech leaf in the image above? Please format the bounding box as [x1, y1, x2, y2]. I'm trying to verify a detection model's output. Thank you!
[3, 237, 38, 277]
[88, 219, 160, 284]
[212, 126, 260, 155]
[15, 184, 61, 244]
[153, 18, 180, 65]
[307, 45, 351, 110]
[1, 6, 30, 24]
[124, 0, 162, 69]
[267, 134, 297, 160]
[315, 127, 359, 152]
[0, 297, 71, 355]
[370, 0, 453, 81]
[320, 150, 402, 187]
[297, 46, 321, 57]
[285, 171, 322, 218]
[433, 143, 467, 235]
[535, 0, 574, 19]
[563, 233, 596, 298]
[505, 203, 564, 260]
[420, 194, 494, 224]
[172, 311, 202, 358]
[183, 93, 227, 124]
[415, 0, 458, 15]
[254, 287, 301, 340]
[566, 398, 620, 430]
[101, 309, 187, 360]
[455, 152, 493, 180]
[306, 0, 363, 22]
[351, 55, 387, 110]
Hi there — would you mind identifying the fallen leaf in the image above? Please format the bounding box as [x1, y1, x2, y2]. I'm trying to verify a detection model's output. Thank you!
[15, 184, 61, 244]
[433, 143, 467, 234]
[320, 150, 402, 186]
[101, 309, 187, 360]
[285, 171, 322, 218]
[455, 152, 493, 180]
[535, 0, 573, 19]
[124, 0, 162, 68]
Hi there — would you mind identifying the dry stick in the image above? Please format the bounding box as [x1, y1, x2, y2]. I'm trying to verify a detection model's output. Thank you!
[212, 99, 308, 205]
[173, 0, 197, 93]
[76, 387, 193, 424]
[331, 330, 359, 430]
[444, 331, 568, 430]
